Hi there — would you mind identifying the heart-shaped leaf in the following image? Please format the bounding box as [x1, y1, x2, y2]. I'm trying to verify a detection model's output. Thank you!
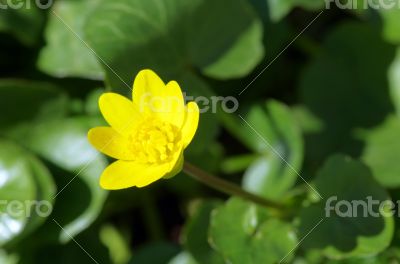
[299, 22, 395, 161]
[84, 0, 264, 91]
[38, 0, 103, 79]
[210, 197, 297, 264]
[183, 200, 224, 264]
[299, 155, 393, 258]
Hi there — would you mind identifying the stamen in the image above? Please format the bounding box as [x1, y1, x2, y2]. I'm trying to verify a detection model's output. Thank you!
[129, 117, 180, 164]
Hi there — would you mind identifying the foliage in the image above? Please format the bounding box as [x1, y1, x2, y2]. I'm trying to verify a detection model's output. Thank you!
[1, 0, 400, 263]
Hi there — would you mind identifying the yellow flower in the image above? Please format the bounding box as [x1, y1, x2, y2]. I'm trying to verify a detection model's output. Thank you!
[88, 69, 199, 189]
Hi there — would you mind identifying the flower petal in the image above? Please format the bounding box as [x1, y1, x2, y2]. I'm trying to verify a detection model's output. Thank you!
[181, 102, 200, 148]
[163, 81, 185, 127]
[163, 151, 184, 179]
[88, 127, 134, 160]
[100, 147, 183, 189]
[132, 69, 185, 127]
[99, 93, 143, 136]
[132, 69, 165, 114]
[100, 161, 170, 189]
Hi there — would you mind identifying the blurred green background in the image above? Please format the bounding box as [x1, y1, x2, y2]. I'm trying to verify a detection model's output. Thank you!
[1, 0, 400, 263]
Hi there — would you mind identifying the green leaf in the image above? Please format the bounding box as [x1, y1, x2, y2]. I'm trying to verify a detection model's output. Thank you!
[243, 101, 303, 200]
[183, 200, 224, 264]
[0, 250, 18, 264]
[209, 197, 297, 264]
[291, 105, 324, 134]
[17, 117, 108, 243]
[389, 47, 400, 116]
[100, 225, 131, 264]
[0, 140, 55, 247]
[267, 0, 325, 22]
[299, 155, 393, 258]
[168, 252, 198, 264]
[0, 4, 44, 45]
[222, 100, 303, 200]
[0, 140, 37, 247]
[16, 154, 56, 242]
[178, 73, 219, 155]
[299, 22, 395, 161]
[38, 0, 103, 79]
[199, 17, 263, 79]
[84, 0, 263, 89]
[85, 88, 105, 116]
[221, 154, 259, 174]
[0, 80, 68, 130]
[360, 115, 400, 187]
[380, 7, 400, 44]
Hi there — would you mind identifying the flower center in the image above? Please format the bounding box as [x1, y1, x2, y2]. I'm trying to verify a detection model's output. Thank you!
[129, 118, 181, 164]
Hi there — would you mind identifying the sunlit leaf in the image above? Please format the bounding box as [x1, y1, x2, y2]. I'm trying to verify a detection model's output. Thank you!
[168, 252, 198, 264]
[38, 0, 103, 79]
[380, 7, 400, 44]
[100, 225, 131, 264]
[17, 117, 108, 243]
[222, 100, 303, 199]
[389, 47, 400, 116]
[84, 0, 264, 90]
[0, 140, 55, 247]
[0, 141, 36, 247]
[360, 115, 400, 187]
[266, 0, 325, 22]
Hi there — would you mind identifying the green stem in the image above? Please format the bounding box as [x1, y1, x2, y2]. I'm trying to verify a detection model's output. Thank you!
[183, 162, 285, 211]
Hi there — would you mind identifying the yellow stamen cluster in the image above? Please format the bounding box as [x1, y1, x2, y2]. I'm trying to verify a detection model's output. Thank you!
[129, 118, 181, 164]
